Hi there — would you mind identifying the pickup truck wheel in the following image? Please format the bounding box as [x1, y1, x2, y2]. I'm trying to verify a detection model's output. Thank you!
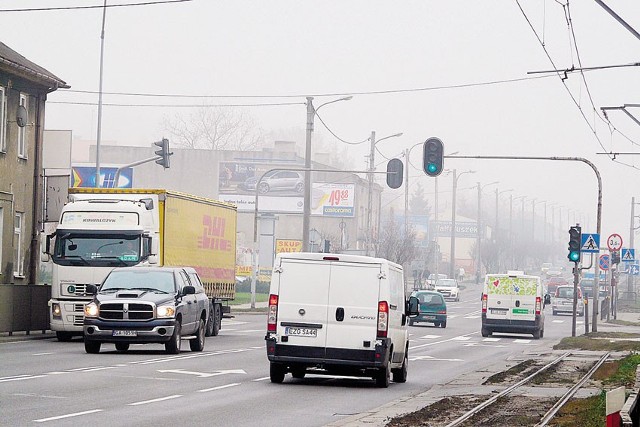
[270, 363, 285, 383]
[57, 331, 73, 342]
[165, 321, 181, 354]
[115, 343, 130, 352]
[85, 341, 101, 354]
[189, 319, 205, 352]
[392, 353, 408, 383]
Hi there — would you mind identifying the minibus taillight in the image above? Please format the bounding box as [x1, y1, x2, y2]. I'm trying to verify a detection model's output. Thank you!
[267, 294, 279, 332]
[377, 301, 389, 338]
[481, 294, 488, 313]
[535, 296, 541, 315]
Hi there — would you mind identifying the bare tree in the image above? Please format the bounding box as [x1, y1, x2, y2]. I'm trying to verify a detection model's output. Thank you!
[375, 214, 419, 266]
[163, 106, 264, 151]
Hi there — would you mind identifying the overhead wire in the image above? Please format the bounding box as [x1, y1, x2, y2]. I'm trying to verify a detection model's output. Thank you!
[0, 0, 193, 12]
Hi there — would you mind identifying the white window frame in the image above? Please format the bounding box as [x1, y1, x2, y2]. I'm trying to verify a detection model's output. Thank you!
[18, 93, 27, 159]
[14, 212, 24, 277]
[0, 86, 6, 152]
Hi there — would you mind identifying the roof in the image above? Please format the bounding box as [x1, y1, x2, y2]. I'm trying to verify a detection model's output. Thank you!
[0, 41, 68, 90]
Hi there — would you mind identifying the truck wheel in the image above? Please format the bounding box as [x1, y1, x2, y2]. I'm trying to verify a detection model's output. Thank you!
[392, 352, 408, 383]
[57, 331, 73, 342]
[270, 363, 286, 383]
[189, 319, 206, 352]
[212, 304, 221, 336]
[165, 321, 181, 354]
[115, 343, 130, 352]
[85, 341, 101, 354]
[206, 301, 214, 337]
[375, 360, 391, 388]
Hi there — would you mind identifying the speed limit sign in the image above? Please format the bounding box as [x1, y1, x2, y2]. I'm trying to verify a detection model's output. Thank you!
[607, 233, 623, 252]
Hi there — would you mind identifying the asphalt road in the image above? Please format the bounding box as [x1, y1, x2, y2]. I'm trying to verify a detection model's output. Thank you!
[1, 284, 583, 427]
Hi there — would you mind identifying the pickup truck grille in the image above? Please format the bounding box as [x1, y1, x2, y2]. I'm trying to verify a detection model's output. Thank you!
[100, 303, 154, 320]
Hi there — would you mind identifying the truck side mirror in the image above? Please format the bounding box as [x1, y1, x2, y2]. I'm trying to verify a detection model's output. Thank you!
[40, 233, 51, 262]
[86, 284, 98, 295]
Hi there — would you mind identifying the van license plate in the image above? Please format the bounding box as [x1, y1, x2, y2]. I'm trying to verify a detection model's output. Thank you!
[490, 309, 507, 315]
[284, 327, 317, 337]
[113, 330, 137, 337]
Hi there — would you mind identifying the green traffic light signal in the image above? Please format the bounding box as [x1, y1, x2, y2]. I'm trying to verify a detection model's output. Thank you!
[569, 251, 580, 262]
[423, 137, 444, 177]
[427, 163, 437, 174]
[567, 225, 581, 263]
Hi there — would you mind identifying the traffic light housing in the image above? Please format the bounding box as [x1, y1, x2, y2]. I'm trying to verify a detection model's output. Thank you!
[611, 251, 620, 265]
[386, 158, 404, 189]
[154, 138, 171, 168]
[423, 137, 444, 177]
[568, 225, 581, 263]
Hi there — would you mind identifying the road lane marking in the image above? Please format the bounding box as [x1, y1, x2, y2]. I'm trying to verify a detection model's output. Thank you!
[157, 369, 246, 378]
[463, 343, 506, 348]
[0, 374, 46, 383]
[552, 320, 565, 323]
[464, 315, 481, 319]
[252, 376, 271, 382]
[410, 331, 479, 350]
[34, 409, 103, 422]
[417, 335, 441, 340]
[128, 394, 182, 406]
[198, 383, 241, 393]
[32, 352, 53, 356]
[451, 336, 471, 341]
[514, 339, 531, 344]
[411, 355, 463, 362]
[483, 338, 501, 342]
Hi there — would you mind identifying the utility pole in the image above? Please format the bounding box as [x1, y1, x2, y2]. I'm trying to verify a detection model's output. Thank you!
[450, 170, 458, 279]
[302, 97, 314, 252]
[476, 182, 481, 284]
[630, 197, 636, 295]
[366, 131, 375, 256]
[404, 147, 409, 234]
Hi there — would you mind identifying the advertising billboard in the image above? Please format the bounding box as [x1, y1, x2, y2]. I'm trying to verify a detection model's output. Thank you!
[71, 165, 133, 188]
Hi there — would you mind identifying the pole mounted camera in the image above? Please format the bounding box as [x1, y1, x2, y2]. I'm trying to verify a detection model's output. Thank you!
[423, 137, 444, 177]
[568, 225, 581, 263]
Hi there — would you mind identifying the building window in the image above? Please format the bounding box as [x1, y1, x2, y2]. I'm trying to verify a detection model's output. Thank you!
[0, 86, 5, 152]
[14, 212, 24, 277]
[18, 93, 27, 159]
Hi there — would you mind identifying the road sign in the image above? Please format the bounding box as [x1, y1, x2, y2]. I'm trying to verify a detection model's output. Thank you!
[581, 233, 600, 253]
[599, 254, 610, 271]
[607, 233, 623, 252]
[629, 264, 639, 276]
[622, 248, 636, 262]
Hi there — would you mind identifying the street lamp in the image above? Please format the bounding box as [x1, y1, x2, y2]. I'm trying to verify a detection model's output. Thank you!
[303, 96, 352, 252]
[449, 170, 476, 278]
[366, 131, 403, 255]
[403, 142, 423, 234]
[476, 181, 499, 284]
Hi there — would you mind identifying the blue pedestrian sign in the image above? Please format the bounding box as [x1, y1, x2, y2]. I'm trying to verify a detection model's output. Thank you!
[581, 233, 600, 253]
[629, 264, 640, 276]
[599, 254, 610, 270]
[622, 248, 636, 262]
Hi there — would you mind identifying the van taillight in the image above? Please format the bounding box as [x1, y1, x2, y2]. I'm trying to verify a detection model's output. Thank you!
[535, 296, 541, 315]
[481, 294, 488, 313]
[377, 301, 389, 338]
[267, 294, 279, 332]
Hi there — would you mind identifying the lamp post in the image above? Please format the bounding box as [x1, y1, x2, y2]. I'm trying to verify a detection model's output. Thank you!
[449, 170, 476, 278]
[403, 142, 423, 234]
[366, 131, 403, 255]
[495, 188, 512, 272]
[476, 181, 499, 284]
[303, 96, 352, 252]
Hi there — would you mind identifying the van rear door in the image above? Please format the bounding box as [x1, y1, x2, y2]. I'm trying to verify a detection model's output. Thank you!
[325, 261, 380, 352]
[275, 258, 331, 350]
[486, 275, 537, 322]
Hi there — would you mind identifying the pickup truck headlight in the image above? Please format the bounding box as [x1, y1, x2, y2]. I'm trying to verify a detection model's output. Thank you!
[157, 305, 176, 318]
[84, 302, 99, 318]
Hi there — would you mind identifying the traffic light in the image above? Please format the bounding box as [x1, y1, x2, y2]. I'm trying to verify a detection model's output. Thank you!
[154, 138, 171, 168]
[423, 137, 444, 177]
[568, 225, 581, 263]
[611, 251, 620, 264]
[386, 158, 404, 189]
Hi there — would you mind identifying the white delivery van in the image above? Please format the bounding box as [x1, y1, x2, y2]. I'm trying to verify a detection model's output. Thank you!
[265, 253, 418, 388]
[481, 271, 545, 339]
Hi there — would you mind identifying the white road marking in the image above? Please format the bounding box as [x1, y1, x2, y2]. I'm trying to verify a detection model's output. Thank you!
[157, 369, 246, 378]
[418, 335, 441, 340]
[13, 393, 66, 399]
[483, 338, 501, 342]
[513, 339, 531, 344]
[411, 355, 464, 362]
[252, 376, 271, 382]
[34, 409, 103, 423]
[128, 394, 182, 406]
[410, 331, 478, 350]
[463, 343, 506, 348]
[0, 374, 46, 383]
[464, 315, 481, 319]
[198, 383, 241, 393]
[32, 352, 53, 356]
[451, 336, 472, 341]
[552, 320, 564, 323]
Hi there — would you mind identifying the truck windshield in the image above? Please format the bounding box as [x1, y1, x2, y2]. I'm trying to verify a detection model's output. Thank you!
[52, 233, 142, 267]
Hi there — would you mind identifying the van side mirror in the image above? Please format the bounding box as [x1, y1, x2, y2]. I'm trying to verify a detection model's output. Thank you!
[407, 296, 419, 316]
[544, 294, 551, 306]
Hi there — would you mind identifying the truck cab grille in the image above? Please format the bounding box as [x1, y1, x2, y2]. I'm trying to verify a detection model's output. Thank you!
[100, 303, 154, 320]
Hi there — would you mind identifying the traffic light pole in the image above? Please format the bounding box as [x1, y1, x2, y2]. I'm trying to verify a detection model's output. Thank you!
[446, 154, 603, 332]
[112, 156, 163, 188]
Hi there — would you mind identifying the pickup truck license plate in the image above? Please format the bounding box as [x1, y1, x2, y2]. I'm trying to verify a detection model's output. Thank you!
[113, 330, 137, 337]
[284, 327, 317, 337]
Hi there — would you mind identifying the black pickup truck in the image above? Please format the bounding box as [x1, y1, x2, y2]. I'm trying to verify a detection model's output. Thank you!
[83, 266, 210, 354]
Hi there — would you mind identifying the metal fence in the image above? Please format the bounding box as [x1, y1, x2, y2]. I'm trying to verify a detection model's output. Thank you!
[0, 284, 50, 334]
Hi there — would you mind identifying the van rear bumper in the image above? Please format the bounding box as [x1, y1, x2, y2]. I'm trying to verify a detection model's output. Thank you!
[481, 314, 542, 333]
[265, 336, 390, 369]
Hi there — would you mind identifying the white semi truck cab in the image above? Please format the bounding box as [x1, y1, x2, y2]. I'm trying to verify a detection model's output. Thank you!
[44, 193, 160, 341]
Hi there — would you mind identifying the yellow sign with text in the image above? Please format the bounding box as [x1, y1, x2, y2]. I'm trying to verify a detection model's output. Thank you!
[276, 239, 303, 254]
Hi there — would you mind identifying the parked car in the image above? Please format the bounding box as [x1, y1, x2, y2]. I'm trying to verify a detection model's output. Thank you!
[241, 170, 304, 194]
[552, 285, 584, 316]
[408, 291, 447, 328]
[434, 278, 460, 302]
[83, 266, 210, 354]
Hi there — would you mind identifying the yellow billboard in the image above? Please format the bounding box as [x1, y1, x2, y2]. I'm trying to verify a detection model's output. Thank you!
[276, 239, 303, 254]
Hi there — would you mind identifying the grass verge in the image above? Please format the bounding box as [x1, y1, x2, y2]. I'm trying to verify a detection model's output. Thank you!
[550, 391, 605, 427]
[229, 292, 268, 305]
[554, 333, 640, 352]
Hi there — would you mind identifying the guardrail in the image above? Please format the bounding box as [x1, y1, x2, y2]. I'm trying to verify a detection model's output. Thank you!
[0, 284, 50, 334]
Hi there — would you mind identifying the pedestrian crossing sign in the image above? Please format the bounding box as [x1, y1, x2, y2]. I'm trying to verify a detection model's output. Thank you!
[622, 248, 636, 262]
[580, 233, 600, 253]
